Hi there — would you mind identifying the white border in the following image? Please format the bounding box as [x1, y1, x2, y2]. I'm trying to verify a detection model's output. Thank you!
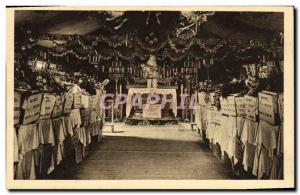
[1, 1, 298, 193]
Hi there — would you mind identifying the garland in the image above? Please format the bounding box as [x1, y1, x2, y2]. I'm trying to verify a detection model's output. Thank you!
[28, 33, 284, 64]
[134, 35, 167, 53]
[167, 37, 195, 54]
[36, 33, 282, 57]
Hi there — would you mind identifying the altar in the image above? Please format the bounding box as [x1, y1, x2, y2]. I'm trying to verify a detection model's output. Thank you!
[125, 87, 178, 125]
[124, 54, 179, 125]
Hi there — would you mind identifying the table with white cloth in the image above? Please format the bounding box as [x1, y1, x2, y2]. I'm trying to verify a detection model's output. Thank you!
[126, 88, 177, 119]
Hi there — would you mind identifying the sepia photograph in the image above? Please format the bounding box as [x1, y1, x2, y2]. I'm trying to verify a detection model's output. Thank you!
[6, 6, 294, 189]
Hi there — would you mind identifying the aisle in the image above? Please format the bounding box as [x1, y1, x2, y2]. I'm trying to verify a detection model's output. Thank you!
[49, 124, 237, 179]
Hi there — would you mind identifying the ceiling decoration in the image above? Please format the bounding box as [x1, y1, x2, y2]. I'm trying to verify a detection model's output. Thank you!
[15, 11, 284, 68]
[177, 11, 215, 37]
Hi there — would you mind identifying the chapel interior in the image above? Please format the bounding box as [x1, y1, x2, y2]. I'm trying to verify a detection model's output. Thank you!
[13, 10, 284, 180]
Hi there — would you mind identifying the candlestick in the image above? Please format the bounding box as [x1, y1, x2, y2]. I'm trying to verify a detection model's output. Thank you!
[115, 80, 118, 95]
[184, 88, 188, 94]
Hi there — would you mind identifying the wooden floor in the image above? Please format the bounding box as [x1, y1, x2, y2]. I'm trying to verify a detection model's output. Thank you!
[48, 124, 237, 180]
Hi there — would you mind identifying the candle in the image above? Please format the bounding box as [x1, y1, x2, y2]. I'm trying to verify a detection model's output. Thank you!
[203, 58, 206, 65]
[181, 84, 183, 94]
[120, 84, 122, 94]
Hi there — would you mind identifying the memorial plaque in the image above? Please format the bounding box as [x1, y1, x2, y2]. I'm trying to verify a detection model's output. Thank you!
[63, 94, 74, 114]
[80, 108, 90, 127]
[52, 95, 64, 118]
[235, 97, 245, 117]
[22, 93, 43, 125]
[220, 97, 229, 115]
[259, 92, 278, 125]
[244, 95, 258, 121]
[14, 92, 21, 125]
[262, 91, 279, 113]
[89, 95, 97, 110]
[227, 96, 237, 116]
[73, 93, 81, 109]
[40, 93, 56, 119]
[142, 104, 161, 118]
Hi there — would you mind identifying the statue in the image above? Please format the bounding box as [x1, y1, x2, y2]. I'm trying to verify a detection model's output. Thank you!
[141, 55, 160, 88]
